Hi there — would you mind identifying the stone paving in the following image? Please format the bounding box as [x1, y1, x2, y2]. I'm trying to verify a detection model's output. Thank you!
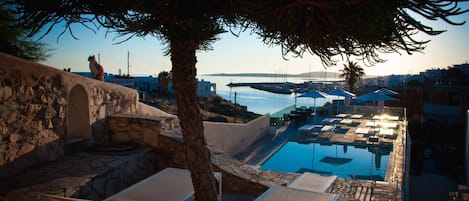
[0, 147, 155, 201]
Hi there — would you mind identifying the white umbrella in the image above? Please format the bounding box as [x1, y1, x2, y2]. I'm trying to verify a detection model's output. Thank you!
[298, 90, 328, 123]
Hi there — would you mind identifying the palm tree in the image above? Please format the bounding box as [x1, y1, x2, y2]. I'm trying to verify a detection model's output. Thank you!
[4, 1, 468, 200]
[157, 71, 171, 97]
[340, 61, 365, 93]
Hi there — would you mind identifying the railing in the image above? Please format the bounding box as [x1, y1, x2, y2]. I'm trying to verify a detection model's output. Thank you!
[342, 105, 406, 118]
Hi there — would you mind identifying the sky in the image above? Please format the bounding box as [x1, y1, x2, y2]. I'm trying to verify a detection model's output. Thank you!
[39, 3, 469, 77]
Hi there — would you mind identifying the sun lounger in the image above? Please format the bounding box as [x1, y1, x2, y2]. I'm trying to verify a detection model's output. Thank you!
[365, 121, 379, 127]
[321, 125, 336, 132]
[380, 122, 398, 128]
[104, 168, 222, 201]
[372, 115, 399, 121]
[379, 128, 395, 138]
[255, 186, 340, 201]
[339, 119, 353, 124]
[335, 113, 350, 118]
[298, 124, 323, 135]
[350, 114, 363, 119]
[368, 136, 379, 144]
[322, 118, 340, 124]
[355, 127, 369, 134]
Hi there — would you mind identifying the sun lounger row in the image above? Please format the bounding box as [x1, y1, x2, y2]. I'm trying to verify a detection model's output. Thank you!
[335, 113, 363, 119]
[355, 127, 396, 138]
[365, 121, 398, 128]
[298, 124, 336, 136]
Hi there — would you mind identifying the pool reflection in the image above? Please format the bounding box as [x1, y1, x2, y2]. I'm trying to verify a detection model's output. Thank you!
[260, 141, 392, 181]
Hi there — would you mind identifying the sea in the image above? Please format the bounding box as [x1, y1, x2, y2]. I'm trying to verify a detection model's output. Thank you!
[197, 75, 342, 115]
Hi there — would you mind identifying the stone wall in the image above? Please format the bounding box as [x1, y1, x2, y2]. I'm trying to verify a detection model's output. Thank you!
[0, 53, 139, 178]
[203, 114, 271, 157]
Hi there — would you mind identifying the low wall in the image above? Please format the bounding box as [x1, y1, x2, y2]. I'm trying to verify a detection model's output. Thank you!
[203, 114, 271, 157]
[107, 114, 177, 147]
[0, 53, 139, 178]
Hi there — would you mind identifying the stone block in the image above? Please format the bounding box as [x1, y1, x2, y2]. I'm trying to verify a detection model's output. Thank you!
[91, 176, 106, 198]
[44, 106, 56, 119]
[143, 129, 158, 147]
[17, 142, 35, 156]
[104, 178, 119, 197]
[0, 86, 12, 99]
[125, 159, 138, 176]
[9, 133, 22, 143]
[110, 132, 130, 143]
[7, 111, 18, 124]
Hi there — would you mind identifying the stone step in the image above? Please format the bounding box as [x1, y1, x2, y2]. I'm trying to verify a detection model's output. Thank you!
[65, 137, 89, 156]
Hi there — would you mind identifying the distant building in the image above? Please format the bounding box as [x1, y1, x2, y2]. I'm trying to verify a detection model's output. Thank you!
[454, 63, 469, 75]
[422, 68, 444, 81]
[73, 72, 216, 97]
[168, 79, 216, 97]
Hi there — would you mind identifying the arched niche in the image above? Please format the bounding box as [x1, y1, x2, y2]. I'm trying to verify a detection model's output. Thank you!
[66, 84, 91, 154]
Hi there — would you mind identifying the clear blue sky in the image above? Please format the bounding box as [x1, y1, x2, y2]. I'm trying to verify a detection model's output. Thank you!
[39, 4, 469, 76]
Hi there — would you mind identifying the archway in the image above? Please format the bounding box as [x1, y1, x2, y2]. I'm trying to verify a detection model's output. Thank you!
[66, 84, 91, 153]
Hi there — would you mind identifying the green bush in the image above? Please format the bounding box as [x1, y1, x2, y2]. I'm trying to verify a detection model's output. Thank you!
[211, 96, 223, 104]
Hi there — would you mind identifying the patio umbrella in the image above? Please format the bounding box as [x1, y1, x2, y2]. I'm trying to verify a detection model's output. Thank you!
[374, 88, 399, 96]
[328, 89, 355, 98]
[328, 89, 356, 113]
[298, 90, 328, 123]
[355, 91, 398, 112]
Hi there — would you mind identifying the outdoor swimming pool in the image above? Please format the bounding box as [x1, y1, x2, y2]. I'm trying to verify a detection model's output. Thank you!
[260, 141, 392, 181]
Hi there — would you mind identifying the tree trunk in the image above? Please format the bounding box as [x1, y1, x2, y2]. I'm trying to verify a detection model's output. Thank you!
[170, 39, 219, 201]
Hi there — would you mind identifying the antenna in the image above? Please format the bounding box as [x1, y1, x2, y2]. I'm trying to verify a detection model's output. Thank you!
[127, 51, 130, 76]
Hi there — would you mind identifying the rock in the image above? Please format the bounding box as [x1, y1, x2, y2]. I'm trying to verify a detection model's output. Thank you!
[17, 143, 35, 156]
[44, 106, 56, 119]
[0, 122, 8, 135]
[0, 86, 12, 99]
[9, 133, 22, 143]
[7, 111, 18, 124]
[0, 102, 17, 120]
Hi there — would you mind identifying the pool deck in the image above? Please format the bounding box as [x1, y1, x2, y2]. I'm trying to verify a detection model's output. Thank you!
[235, 114, 406, 201]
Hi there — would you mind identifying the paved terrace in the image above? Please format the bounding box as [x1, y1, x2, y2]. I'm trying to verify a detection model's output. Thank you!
[235, 112, 407, 201]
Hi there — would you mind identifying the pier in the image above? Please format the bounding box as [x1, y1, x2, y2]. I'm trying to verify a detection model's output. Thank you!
[227, 81, 343, 94]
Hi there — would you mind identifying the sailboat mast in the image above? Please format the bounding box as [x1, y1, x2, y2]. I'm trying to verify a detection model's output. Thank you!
[127, 51, 130, 76]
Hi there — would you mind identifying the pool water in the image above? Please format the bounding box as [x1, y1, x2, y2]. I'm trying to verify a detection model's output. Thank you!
[260, 141, 392, 181]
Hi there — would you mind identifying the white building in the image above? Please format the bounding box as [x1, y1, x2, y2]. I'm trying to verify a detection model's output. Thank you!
[168, 79, 216, 97]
